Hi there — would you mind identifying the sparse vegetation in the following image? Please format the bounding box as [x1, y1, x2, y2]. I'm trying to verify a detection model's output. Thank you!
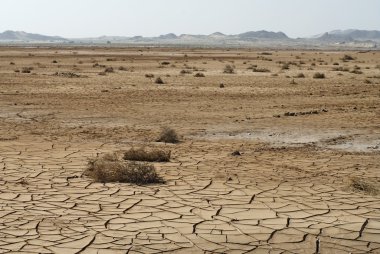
[180, 69, 192, 74]
[313, 72, 325, 79]
[281, 63, 289, 70]
[21, 67, 33, 73]
[247, 64, 258, 70]
[252, 67, 270, 73]
[294, 73, 305, 78]
[85, 153, 164, 184]
[349, 177, 379, 195]
[156, 127, 179, 143]
[145, 73, 154, 78]
[223, 64, 235, 74]
[104, 67, 114, 73]
[332, 66, 349, 72]
[194, 72, 205, 77]
[341, 54, 355, 61]
[155, 77, 164, 84]
[118, 66, 128, 71]
[123, 148, 171, 162]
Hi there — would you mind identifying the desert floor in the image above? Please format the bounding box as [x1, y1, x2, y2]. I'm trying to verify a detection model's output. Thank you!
[0, 47, 379, 253]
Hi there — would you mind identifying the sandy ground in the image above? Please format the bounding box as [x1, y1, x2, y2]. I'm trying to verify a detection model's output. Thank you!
[0, 47, 379, 253]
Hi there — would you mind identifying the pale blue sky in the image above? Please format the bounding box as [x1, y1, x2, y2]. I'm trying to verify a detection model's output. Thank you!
[1, 0, 379, 38]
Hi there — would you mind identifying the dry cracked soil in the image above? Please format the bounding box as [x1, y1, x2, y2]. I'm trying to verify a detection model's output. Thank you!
[0, 47, 379, 253]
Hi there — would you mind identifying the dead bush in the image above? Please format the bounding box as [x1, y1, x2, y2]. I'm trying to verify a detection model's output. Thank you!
[21, 67, 33, 73]
[332, 66, 349, 72]
[252, 67, 270, 73]
[223, 64, 235, 74]
[341, 54, 355, 61]
[155, 77, 164, 84]
[85, 153, 163, 184]
[156, 127, 179, 143]
[123, 148, 171, 162]
[281, 63, 290, 70]
[194, 72, 205, 77]
[104, 67, 114, 73]
[294, 73, 305, 78]
[350, 69, 363, 74]
[180, 69, 192, 74]
[349, 177, 379, 195]
[313, 72, 325, 79]
[145, 73, 154, 78]
[118, 66, 128, 71]
[247, 64, 258, 70]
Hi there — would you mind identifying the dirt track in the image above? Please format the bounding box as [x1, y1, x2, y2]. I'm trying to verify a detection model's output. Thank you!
[0, 47, 379, 253]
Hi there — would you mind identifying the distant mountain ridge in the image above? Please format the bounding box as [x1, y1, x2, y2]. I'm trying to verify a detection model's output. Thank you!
[312, 29, 380, 42]
[0, 29, 379, 49]
[0, 30, 67, 42]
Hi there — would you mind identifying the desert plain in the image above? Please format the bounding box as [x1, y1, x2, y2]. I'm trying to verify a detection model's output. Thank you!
[0, 46, 379, 253]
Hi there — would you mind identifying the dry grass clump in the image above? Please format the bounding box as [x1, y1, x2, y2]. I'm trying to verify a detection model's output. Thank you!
[252, 67, 270, 73]
[85, 153, 164, 184]
[118, 66, 128, 71]
[223, 64, 235, 74]
[180, 69, 193, 74]
[104, 67, 114, 73]
[313, 72, 325, 79]
[156, 127, 179, 143]
[294, 73, 305, 78]
[349, 177, 379, 195]
[341, 54, 355, 61]
[145, 73, 154, 78]
[21, 67, 33, 73]
[332, 66, 349, 72]
[281, 63, 290, 70]
[123, 148, 171, 162]
[155, 77, 164, 84]
[194, 72, 205, 77]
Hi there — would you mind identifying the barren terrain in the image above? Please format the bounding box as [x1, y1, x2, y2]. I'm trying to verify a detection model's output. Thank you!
[0, 47, 379, 253]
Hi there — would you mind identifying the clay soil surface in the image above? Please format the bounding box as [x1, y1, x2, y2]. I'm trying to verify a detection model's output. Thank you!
[0, 47, 380, 253]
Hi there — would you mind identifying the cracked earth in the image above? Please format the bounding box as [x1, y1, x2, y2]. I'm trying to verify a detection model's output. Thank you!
[0, 47, 379, 253]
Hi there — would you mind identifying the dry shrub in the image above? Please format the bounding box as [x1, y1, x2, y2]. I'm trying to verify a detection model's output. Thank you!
[341, 54, 355, 61]
[281, 63, 290, 70]
[313, 72, 325, 79]
[223, 64, 235, 74]
[252, 67, 270, 73]
[295, 73, 305, 78]
[85, 153, 163, 184]
[118, 66, 128, 71]
[180, 69, 192, 74]
[332, 66, 349, 72]
[157, 127, 179, 143]
[145, 73, 154, 78]
[155, 77, 164, 84]
[105, 67, 114, 73]
[123, 148, 171, 162]
[194, 72, 205, 77]
[247, 64, 258, 70]
[349, 177, 379, 195]
[21, 67, 33, 73]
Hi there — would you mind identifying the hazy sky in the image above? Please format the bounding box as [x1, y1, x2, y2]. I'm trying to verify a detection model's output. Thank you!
[1, 0, 380, 38]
